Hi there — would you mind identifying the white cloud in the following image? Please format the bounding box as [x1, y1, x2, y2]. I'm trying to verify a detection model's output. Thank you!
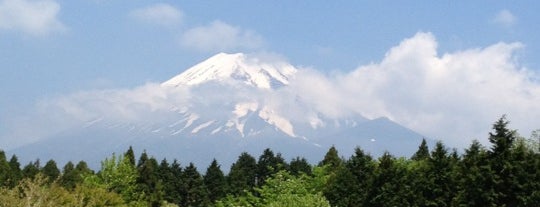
[291, 32, 540, 148]
[2, 33, 539, 151]
[493, 9, 517, 27]
[130, 3, 183, 27]
[0, 0, 66, 36]
[180, 20, 264, 52]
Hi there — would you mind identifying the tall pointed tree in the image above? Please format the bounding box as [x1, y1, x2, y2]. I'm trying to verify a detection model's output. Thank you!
[0, 150, 10, 187]
[411, 138, 430, 161]
[42, 159, 60, 183]
[7, 155, 22, 188]
[289, 156, 312, 176]
[22, 159, 40, 179]
[228, 152, 257, 195]
[182, 162, 210, 207]
[204, 159, 227, 203]
[319, 146, 342, 168]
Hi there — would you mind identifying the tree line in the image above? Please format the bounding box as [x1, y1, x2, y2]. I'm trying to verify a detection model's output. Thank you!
[0, 116, 539, 206]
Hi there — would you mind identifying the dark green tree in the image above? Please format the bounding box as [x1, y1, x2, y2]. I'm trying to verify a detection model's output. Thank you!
[204, 159, 227, 203]
[42, 159, 60, 183]
[289, 156, 312, 176]
[256, 148, 287, 186]
[136, 152, 162, 206]
[326, 147, 375, 206]
[411, 138, 430, 161]
[424, 141, 456, 206]
[75, 160, 94, 175]
[60, 161, 77, 189]
[228, 152, 257, 195]
[318, 146, 342, 168]
[7, 155, 22, 188]
[367, 152, 409, 206]
[0, 150, 10, 187]
[168, 160, 184, 205]
[22, 159, 40, 179]
[182, 162, 210, 207]
[124, 146, 136, 167]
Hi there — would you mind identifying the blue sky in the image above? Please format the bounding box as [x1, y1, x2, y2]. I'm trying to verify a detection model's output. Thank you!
[1, 1, 540, 149]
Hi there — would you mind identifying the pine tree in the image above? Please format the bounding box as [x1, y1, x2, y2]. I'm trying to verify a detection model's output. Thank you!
[136, 152, 162, 206]
[289, 156, 312, 176]
[124, 146, 136, 167]
[7, 155, 22, 188]
[42, 159, 60, 183]
[22, 159, 40, 179]
[367, 152, 408, 206]
[256, 148, 287, 186]
[157, 159, 176, 204]
[204, 159, 227, 203]
[319, 146, 342, 168]
[0, 150, 10, 187]
[326, 147, 375, 206]
[425, 141, 455, 206]
[169, 159, 184, 205]
[228, 152, 257, 195]
[75, 160, 94, 175]
[488, 116, 520, 206]
[411, 138, 430, 161]
[182, 163, 210, 207]
[60, 161, 77, 189]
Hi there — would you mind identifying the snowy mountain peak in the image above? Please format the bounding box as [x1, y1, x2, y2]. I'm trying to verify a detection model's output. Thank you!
[162, 53, 297, 89]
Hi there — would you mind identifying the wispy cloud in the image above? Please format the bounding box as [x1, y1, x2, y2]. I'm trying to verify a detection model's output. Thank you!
[0, 0, 66, 36]
[180, 20, 264, 52]
[493, 9, 517, 28]
[130, 3, 183, 27]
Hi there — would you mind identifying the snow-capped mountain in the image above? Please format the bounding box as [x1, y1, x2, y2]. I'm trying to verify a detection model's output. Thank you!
[10, 53, 429, 170]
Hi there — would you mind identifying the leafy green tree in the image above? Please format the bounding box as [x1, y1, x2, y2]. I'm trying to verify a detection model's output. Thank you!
[228, 152, 257, 195]
[204, 159, 227, 203]
[75, 160, 94, 176]
[424, 141, 456, 206]
[60, 161, 77, 189]
[42, 159, 60, 183]
[411, 138, 430, 161]
[289, 156, 312, 176]
[182, 162, 210, 207]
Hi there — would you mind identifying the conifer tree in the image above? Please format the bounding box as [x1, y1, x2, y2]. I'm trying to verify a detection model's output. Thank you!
[42, 159, 60, 183]
[182, 162, 210, 207]
[368, 152, 408, 206]
[425, 141, 455, 206]
[289, 156, 312, 176]
[256, 148, 287, 186]
[7, 155, 22, 188]
[22, 159, 40, 179]
[136, 152, 162, 206]
[319, 146, 342, 168]
[204, 159, 227, 203]
[124, 146, 136, 167]
[168, 159, 184, 205]
[228, 152, 257, 195]
[411, 138, 430, 161]
[60, 161, 77, 189]
[0, 150, 10, 187]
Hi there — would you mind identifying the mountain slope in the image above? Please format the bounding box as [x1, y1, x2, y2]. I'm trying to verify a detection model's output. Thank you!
[10, 53, 431, 170]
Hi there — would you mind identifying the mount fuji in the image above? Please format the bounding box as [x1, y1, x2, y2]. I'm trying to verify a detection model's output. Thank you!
[10, 53, 429, 169]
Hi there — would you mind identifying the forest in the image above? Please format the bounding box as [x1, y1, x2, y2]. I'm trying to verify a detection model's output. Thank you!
[0, 116, 539, 207]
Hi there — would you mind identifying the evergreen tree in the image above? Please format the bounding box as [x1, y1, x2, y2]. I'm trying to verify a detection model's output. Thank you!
[204, 159, 227, 203]
[256, 148, 287, 186]
[124, 146, 136, 167]
[157, 159, 177, 204]
[228, 152, 257, 195]
[7, 155, 22, 188]
[169, 159, 184, 205]
[60, 161, 78, 189]
[75, 160, 94, 175]
[289, 156, 312, 176]
[326, 147, 375, 206]
[367, 152, 409, 206]
[136, 152, 162, 206]
[488, 116, 520, 206]
[22, 159, 40, 179]
[0, 150, 10, 187]
[319, 146, 342, 168]
[182, 162, 210, 207]
[425, 141, 456, 206]
[411, 138, 430, 161]
[42, 159, 60, 183]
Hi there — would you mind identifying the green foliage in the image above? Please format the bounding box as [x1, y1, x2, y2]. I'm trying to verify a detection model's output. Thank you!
[256, 148, 287, 186]
[318, 145, 342, 168]
[228, 152, 257, 195]
[22, 159, 40, 179]
[204, 159, 228, 202]
[42, 159, 60, 183]
[181, 163, 210, 207]
[289, 156, 312, 176]
[0, 150, 10, 187]
[411, 138, 430, 160]
[7, 155, 22, 188]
